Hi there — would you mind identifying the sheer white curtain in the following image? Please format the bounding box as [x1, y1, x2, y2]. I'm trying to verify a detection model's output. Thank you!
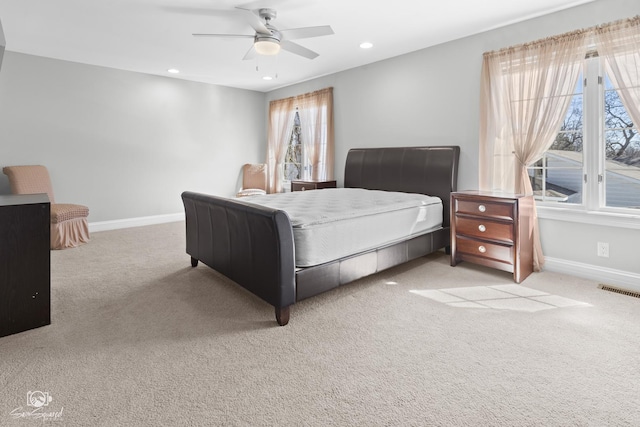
[479, 31, 588, 271]
[596, 16, 640, 139]
[266, 97, 295, 193]
[297, 88, 334, 181]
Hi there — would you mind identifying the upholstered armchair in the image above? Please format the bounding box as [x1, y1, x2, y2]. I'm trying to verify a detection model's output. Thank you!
[3, 165, 89, 249]
[236, 163, 268, 197]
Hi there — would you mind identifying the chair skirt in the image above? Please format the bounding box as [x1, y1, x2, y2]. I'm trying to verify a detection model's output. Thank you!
[51, 217, 90, 250]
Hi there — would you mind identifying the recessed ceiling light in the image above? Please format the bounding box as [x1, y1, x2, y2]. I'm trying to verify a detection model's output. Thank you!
[167, 69, 180, 74]
[262, 76, 273, 81]
[360, 42, 373, 49]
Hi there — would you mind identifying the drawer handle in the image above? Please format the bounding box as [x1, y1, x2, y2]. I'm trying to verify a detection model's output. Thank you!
[478, 245, 487, 253]
[478, 204, 486, 212]
[478, 224, 486, 232]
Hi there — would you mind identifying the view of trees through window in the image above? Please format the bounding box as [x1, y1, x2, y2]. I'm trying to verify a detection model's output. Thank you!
[283, 111, 302, 182]
[603, 77, 640, 209]
[529, 69, 640, 209]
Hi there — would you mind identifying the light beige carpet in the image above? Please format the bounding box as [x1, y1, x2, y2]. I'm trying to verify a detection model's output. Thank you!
[1, 221, 639, 426]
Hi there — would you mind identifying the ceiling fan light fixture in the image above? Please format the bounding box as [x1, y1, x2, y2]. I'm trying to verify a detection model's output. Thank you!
[254, 39, 281, 56]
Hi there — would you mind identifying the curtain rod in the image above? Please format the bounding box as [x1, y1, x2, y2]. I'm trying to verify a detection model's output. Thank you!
[484, 14, 639, 58]
[269, 87, 333, 105]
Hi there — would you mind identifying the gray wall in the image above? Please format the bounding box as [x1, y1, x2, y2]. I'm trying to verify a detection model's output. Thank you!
[0, 52, 266, 222]
[266, 0, 640, 284]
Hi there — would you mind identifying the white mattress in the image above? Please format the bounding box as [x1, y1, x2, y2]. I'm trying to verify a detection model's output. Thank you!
[242, 188, 443, 267]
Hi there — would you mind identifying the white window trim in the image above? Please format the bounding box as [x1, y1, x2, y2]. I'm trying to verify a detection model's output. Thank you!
[537, 204, 640, 229]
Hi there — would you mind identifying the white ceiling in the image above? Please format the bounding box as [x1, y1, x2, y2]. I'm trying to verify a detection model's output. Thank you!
[0, 0, 594, 92]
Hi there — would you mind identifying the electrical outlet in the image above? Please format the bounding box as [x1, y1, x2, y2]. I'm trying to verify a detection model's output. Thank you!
[597, 242, 610, 258]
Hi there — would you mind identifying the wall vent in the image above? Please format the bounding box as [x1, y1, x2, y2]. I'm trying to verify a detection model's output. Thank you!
[599, 284, 640, 299]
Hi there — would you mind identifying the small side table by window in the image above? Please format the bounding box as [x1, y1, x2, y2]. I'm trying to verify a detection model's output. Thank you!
[291, 180, 337, 192]
[450, 191, 534, 283]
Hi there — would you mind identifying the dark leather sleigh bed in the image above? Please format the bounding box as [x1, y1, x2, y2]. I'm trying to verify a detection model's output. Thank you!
[182, 146, 460, 326]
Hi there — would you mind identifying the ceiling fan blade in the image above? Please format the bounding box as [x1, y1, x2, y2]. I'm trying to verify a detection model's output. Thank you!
[280, 26, 334, 40]
[280, 40, 319, 60]
[242, 45, 257, 61]
[192, 34, 254, 38]
[235, 7, 270, 34]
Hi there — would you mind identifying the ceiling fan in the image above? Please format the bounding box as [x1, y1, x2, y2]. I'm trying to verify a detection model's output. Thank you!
[193, 8, 334, 60]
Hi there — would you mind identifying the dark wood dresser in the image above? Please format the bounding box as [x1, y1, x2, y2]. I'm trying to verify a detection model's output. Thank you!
[291, 180, 337, 192]
[0, 194, 51, 337]
[450, 191, 534, 283]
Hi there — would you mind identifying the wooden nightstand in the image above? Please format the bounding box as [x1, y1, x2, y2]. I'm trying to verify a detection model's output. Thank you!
[450, 191, 534, 283]
[291, 180, 337, 192]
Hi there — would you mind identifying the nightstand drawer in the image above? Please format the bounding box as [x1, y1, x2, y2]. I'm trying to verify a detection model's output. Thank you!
[455, 199, 514, 221]
[291, 182, 312, 191]
[455, 217, 514, 244]
[291, 180, 337, 192]
[456, 236, 514, 264]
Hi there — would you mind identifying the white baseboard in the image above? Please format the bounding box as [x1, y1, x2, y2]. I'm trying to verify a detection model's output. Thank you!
[544, 256, 640, 292]
[89, 213, 183, 233]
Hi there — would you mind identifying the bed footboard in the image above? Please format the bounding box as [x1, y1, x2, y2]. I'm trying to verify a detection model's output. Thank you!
[181, 191, 296, 325]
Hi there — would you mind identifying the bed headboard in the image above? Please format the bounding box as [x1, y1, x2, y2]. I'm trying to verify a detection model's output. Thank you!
[344, 146, 460, 227]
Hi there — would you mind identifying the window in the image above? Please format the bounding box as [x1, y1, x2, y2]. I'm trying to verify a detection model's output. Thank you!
[266, 87, 334, 193]
[529, 56, 640, 212]
[603, 75, 640, 209]
[283, 111, 303, 182]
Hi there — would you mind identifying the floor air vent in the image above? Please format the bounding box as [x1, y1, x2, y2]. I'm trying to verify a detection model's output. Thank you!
[599, 284, 640, 299]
